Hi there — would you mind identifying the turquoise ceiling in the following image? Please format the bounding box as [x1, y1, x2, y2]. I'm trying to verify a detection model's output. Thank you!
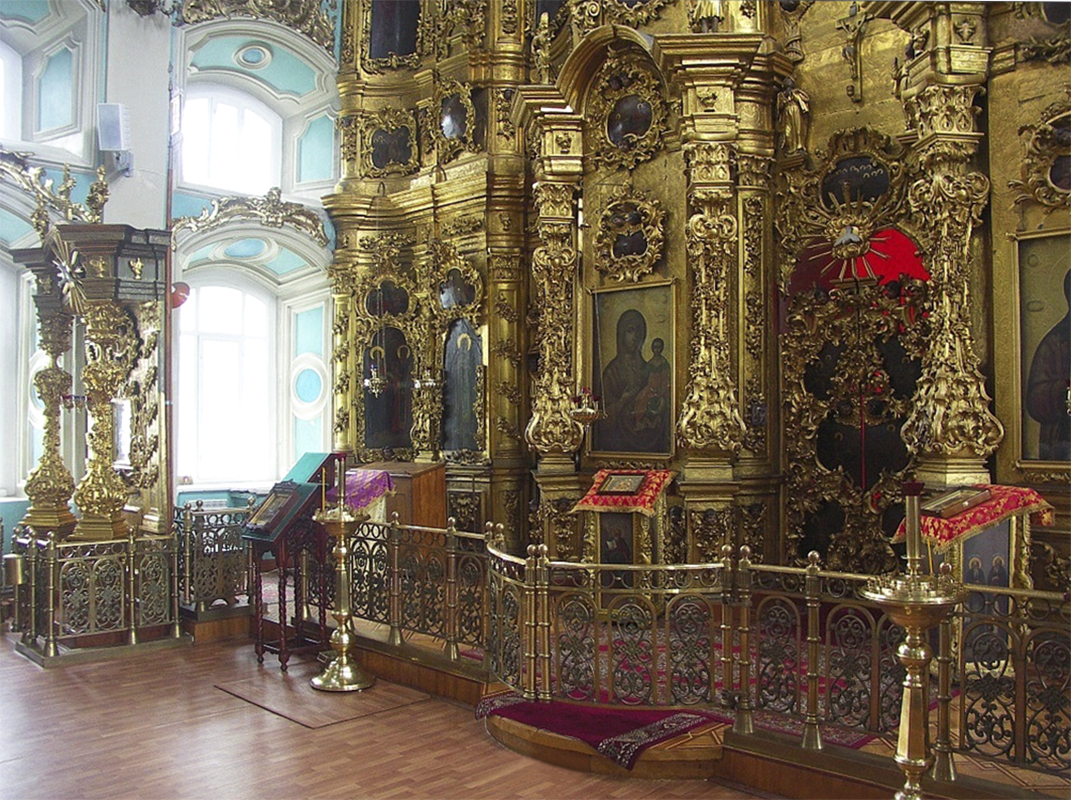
[186, 240, 309, 277]
[0, 0, 51, 24]
[263, 247, 307, 275]
[190, 36, 317, 98]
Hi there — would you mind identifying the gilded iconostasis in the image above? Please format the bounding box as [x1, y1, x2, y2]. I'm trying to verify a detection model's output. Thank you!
[317, 0, 1069, 589]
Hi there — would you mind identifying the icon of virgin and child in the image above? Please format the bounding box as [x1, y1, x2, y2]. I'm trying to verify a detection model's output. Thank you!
[594, 308, 671, 453]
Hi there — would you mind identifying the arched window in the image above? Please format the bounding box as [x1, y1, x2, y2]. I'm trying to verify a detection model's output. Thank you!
[180, 84, 282, 195]
[176, 279, 277, 486]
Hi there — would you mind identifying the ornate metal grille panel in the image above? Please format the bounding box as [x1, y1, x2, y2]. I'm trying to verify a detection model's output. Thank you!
[755, 596, 801, 714]
[350, 520, 390, 623]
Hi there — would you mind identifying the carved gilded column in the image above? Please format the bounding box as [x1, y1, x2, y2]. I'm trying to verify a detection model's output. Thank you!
[524, 181, 583, 468]
[901, 83, 1003, 485]
[72, 301, 138, 540]
[677, 143, 746, 475]
[330, 278, 354, 455]
[22, 305, 77, 538]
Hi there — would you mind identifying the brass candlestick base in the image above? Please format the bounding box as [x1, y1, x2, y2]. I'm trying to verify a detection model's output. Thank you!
[311, 506, 375, 692]
[861, 570, 965, 800]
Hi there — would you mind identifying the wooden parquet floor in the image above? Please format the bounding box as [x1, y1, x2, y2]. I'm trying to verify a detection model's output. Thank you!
[0, 635, 780, 800]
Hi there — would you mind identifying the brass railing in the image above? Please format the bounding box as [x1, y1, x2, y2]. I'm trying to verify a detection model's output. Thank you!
[175, 500, 255, 612]
[8, 526, 180, 656]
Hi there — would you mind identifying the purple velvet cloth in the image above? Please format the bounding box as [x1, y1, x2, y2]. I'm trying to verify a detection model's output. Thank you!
[325, 469, 393, 511]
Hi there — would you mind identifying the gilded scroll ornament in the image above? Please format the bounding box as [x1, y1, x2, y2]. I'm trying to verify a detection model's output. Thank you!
[432, 77, 479, 163]
[74, 301, 139, 538]
[495, 89, 517, 141]
[593, 188, 665, 283]
[573, 0, 670, 29]
[361, 108, 420, 178]
[172, 187, 328, 246]
[181, 0, 336, 54]
[124, 301, 162, 492]
[775, 128, 909, 294]
[360, 0, 422, 72]
[676, 187, 745, 455]
[1010, 98, 1071, 216]
[901, 84, 1003, 461]
[587, 54, 668, 173]
[781, 280, 927, 572]
[691, 506, 734, 563]
[0, 148, 109, 230]
[526, 220, 584, 455]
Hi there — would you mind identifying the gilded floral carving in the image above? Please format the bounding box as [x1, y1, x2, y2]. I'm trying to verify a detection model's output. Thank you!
[587, 53, 668, 172]
[593, 188, 665, 283]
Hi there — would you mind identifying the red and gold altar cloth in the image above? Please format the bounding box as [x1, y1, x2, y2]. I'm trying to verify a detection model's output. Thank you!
[892, 484, 1053, 551]
[572, 469, 675, 517]
[326, 469, 394, 512]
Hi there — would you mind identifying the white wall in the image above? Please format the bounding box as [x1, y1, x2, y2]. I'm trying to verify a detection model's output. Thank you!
[0, 260, 20, 496]
[100, 6, 173, 229]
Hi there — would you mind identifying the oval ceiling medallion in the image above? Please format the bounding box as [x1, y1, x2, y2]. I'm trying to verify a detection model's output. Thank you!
[236, 43, 273, 70]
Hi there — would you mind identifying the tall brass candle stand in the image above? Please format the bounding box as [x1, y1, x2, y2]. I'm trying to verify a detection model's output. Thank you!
[311, 456, 375, 692]
[860, 483, 965, 800]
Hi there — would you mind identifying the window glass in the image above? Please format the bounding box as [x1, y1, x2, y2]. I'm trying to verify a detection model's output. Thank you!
[180, 85, 281, 195]
[177, 282, 276, 485]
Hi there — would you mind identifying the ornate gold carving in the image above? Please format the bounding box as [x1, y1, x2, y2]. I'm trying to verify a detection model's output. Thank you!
[586, 53, 668, 173]
[901, 85, 1003, 463]
[74, 301, 139, 538]
[684, 141, 733, 184]
[677, 185, 745, 455]
[172, 188, 328, 246]
[906, 84, 981, 141]
[593, 188, 665, 283]
[495, 89, 517, 141]
[742, 376, 767, 454]
[779, 1, 815, 64]
[432, 76, 479, 163]
[738, 155, 772, 190]
[441, 216, 483, 237]
[775, 128, 909, 293]
[542, 495, 578, 559]
[360, 108, 420, 178]
[739, 501, 766, 564]
[491, 337, 522, 368]
[124, 302, 162, 492]
[448, 491, 482, 532]
[361, 0, 422, 72]
[781, 280, 928, 572]
[496, 381, 522, 406]
[691, 506, 734, 563]
[570, 0, 670, 31]
[742, 195, 763, 279]
[1010, 98, 1071, 216]
[525, 183, 583, 455]
[181, 0, 336, 54]
[1019, 37, 1071, 64]
[441, 0, 487, 50]
[502, 0, 518, 34]
[0, 148, 108, 231]
[744, 292, 763, 360]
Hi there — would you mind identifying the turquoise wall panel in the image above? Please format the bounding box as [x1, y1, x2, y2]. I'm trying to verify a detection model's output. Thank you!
[298, 116, 334, 183]
[294, 306, 323, 357]
[263, 247, 306, 275]
[294, 415, 322, 457]
[1, 1, 50, 24]
[38, 48, 73, 131]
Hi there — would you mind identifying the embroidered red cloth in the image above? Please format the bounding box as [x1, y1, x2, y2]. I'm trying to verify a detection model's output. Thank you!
[571, 469, 675, 517]
[892, 484, 1053, 551]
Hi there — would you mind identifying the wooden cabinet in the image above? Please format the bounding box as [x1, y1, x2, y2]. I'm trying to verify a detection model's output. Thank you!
[361, 461, 446, 528]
